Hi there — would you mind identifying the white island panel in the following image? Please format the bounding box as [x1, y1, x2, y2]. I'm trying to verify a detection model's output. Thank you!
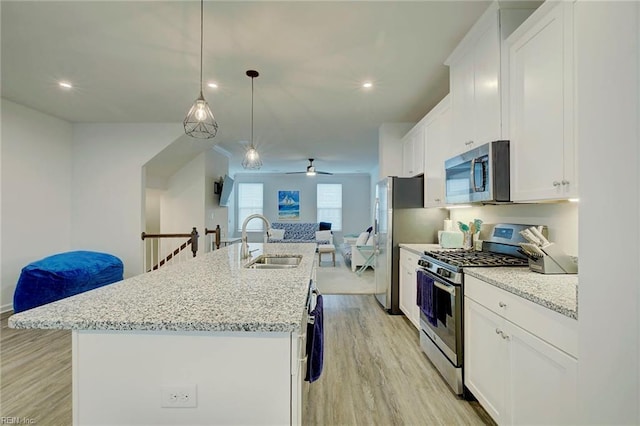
[73, 330, 294, 425]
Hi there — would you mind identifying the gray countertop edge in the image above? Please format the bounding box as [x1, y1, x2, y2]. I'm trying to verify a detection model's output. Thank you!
[464, 267, 578, 320]
[398, 243, 442, 256]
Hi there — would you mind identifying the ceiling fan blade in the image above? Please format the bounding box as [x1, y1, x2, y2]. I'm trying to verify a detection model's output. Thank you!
[317, 171, 333, 175]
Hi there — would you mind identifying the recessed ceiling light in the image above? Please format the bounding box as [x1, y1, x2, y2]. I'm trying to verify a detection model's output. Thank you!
[362, 81, 373, 89]
[59, 81, 73, 89]
[207, 82, 218, 89]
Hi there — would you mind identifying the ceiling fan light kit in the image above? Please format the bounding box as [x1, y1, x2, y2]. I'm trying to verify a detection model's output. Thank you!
[242, 70, 262, 170]
[288, 158, 332, 176]
[184, 0, 218, 139]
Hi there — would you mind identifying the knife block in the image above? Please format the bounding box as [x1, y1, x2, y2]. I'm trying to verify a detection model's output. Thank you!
[528, 243, 578, 274]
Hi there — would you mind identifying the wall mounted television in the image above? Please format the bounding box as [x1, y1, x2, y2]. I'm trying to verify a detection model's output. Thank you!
[218, 174, 234, 207]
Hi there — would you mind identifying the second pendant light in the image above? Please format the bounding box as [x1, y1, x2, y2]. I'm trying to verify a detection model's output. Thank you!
[242, 70, 262, 170]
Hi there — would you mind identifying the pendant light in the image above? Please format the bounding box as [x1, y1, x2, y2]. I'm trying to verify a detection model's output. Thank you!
[184, 0, 218, 139]
[242, 70, 262, 169]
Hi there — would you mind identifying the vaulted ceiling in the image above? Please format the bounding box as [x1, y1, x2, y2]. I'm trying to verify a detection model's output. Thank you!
[1, 1, 492, 175]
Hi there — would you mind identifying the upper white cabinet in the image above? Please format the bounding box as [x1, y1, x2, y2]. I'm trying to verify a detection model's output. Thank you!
[401, 124, 425, 177]
[423, 95, 451, 208]
[446, 3, 536, 157]
[378, 123, 415, 179]
[507, 1, 577, 202]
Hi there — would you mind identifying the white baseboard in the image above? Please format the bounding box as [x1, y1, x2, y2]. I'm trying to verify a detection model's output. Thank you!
[1, 303, 14, 315]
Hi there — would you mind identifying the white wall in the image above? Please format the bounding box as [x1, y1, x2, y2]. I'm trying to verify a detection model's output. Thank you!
[450, 202, 579, 255]
[204, 148, 230, 251]
[231, 173, 372, 243]
[575, 2, 639, 423]
[71, 123, 181, 278]
[160, 153, 206, 235]
[145, 189, 162, 234]
[1, 99, 73, 312]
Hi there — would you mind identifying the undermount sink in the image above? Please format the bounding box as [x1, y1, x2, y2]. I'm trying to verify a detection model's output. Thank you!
[244, 254, 302, 269]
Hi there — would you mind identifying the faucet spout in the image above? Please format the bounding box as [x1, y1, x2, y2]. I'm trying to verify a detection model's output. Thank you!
[241, 214, 272, 259]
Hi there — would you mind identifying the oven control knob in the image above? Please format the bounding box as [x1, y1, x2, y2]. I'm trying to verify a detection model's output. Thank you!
[436, 268, 451, 279]
[419, 259, 432, 269]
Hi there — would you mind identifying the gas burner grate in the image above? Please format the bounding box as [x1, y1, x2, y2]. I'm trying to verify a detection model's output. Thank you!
[424, 249, 528, 268]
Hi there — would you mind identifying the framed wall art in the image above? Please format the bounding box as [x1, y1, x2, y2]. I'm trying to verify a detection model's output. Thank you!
[278, 190, 300, 220]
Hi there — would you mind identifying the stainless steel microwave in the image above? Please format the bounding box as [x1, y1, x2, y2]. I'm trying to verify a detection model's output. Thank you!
[444, 140, 510, 204]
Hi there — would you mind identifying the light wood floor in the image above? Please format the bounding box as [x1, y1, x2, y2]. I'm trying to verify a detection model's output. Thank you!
[304, 295, 494, 425]
[1, 296, 493, 425]
[1, 311, 72, 425]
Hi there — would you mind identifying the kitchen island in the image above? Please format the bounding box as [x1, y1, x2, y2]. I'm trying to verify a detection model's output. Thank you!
[9, 242, 318, 425]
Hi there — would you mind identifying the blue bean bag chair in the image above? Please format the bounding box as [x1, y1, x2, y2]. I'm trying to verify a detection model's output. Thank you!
[13, 250, 123, 313]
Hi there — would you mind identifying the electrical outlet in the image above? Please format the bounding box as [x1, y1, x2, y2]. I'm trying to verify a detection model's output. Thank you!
[161, 385, 197, 408]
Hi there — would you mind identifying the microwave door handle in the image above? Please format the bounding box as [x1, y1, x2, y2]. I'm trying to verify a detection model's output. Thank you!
[433, 280, 455, 295]
[481, 159, 488, 192]
[470, 158, 477, 192]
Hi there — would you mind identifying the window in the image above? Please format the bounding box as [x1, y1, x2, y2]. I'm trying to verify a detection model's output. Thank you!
[237, 183, 264, 231]
[317, 184, 342, 231]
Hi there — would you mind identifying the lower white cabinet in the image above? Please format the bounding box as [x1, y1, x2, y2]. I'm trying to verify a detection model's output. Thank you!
[399, 248, 420, 329]
[464, 276, 578, 425]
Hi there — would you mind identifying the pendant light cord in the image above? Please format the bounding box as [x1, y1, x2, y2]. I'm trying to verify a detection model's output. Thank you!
[199, 0, 204, 94]
[251, 76, 254, 148]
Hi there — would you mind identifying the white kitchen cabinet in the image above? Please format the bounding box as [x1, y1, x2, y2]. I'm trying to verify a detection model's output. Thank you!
[399, 248, 420, 329]
[423, 95, 451, 208]
[378, 123, 415, 180]
[446, 3, 536, 157]
[401, 125, 425, 177]
[464, 275, 578, 425]
[507, 1, 577, 202]
[464, 298, 508, 422]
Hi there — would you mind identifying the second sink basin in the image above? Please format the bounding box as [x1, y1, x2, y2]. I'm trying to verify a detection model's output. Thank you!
[244, 254, 302, 269]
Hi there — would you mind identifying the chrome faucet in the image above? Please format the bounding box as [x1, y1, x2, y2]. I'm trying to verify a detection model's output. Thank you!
[241, 214, 272, 259]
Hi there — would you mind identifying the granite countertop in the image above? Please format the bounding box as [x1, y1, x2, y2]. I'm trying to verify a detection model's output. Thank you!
[464, 267, 578, 320]
[9, 243, 317, 333]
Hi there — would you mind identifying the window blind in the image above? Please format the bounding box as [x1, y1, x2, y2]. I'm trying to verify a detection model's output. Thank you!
[317, 183, 342, 231]
[237, 183, 264, 231]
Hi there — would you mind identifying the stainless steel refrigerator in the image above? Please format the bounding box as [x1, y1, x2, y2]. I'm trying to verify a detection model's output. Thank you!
[374, 176, 447, 314]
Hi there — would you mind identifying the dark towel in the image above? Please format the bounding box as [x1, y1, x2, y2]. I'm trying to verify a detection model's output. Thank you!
[305, 294, 324, 383]
[417, 270, 437, 326]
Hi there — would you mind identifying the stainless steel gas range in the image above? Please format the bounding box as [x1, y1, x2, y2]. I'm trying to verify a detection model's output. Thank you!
[416, 223, 542, 395]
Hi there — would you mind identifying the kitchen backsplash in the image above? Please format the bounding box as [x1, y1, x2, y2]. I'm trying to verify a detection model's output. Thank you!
[448, 202, 578, 256]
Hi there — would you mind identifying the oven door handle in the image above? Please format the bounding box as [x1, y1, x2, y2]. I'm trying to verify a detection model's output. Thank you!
[433, 280, 455, 295]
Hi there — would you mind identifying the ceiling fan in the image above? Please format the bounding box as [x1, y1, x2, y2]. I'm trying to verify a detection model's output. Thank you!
[286, 158, 333, 176]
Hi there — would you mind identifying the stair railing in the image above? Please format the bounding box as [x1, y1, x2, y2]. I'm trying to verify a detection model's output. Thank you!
[141, 227, 199, 272]
[205, 225, 221, 251]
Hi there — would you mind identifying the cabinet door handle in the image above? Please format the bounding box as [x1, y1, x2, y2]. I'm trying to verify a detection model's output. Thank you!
[434, 198, 441, 202]
[553, 181, 561, 187]
[495, 328, 510, 340]
[498, 301, 507, 308]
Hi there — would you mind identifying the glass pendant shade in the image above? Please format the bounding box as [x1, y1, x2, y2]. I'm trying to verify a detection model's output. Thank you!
[184, 92, 218, 138]
[242, 146, 262, 169]
[184, 0, 218, 139]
